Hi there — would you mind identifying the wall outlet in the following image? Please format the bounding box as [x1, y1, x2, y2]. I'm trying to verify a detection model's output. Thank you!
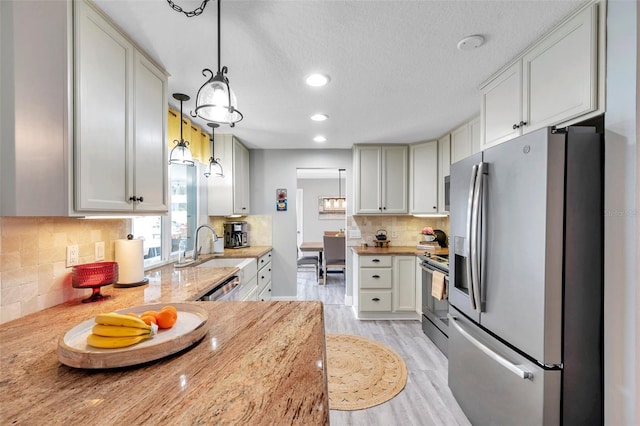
[95, 242, 105, 261]
[391, 231, 397, 238]
[66, 245, 79, 267]
[349, 229, 361, 239]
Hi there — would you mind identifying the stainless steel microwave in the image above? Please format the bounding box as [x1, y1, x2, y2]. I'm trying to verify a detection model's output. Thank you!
[444, 175, 450, 212]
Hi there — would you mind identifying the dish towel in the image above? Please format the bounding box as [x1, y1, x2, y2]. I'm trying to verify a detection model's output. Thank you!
[431, 270, 446, 300]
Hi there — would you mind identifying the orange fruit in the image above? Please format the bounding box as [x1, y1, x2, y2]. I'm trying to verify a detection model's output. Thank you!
[141, 310, 159, 318]
[140, 314, 157, 326]
[124, 312, 139, 318]
[156, 309, 177, 329]
[161, 305, 177, 314]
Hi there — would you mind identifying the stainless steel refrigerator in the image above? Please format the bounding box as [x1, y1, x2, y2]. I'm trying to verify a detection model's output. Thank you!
[448, 126, 603, 425]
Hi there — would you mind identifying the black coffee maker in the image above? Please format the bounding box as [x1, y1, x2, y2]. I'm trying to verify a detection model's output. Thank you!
[223, 221, 248, 248]
[433, 229, 448, 248]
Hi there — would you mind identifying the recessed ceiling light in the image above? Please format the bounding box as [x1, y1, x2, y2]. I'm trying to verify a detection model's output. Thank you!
[310, 113, 328, 122]
[313, 136, 327, 143]
[305, 73, 330, 87]
[457, 35, 485, 51]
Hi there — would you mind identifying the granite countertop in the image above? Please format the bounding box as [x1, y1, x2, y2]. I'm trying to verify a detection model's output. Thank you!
[0, 246, 330, 425]
[351, 245, 449, 257]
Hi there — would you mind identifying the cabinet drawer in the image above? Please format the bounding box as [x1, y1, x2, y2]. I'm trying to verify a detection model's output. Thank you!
[360, 256, 392, 267]
[258, 263, 271, 293]
[359, 268, 392, 288]
[359, 291, 392, 311]
[258, 251, 272, 269]
[258, 283, 272, 301]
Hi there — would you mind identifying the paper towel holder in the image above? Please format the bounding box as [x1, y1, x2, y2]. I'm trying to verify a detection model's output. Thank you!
[113, 234, 150, 288]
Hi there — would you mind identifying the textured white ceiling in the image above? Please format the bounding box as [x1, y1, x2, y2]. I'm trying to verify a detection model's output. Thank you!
[93, 0, 588, 149]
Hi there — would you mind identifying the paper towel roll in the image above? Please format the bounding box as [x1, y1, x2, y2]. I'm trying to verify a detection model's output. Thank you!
[114, 238, 144, 284]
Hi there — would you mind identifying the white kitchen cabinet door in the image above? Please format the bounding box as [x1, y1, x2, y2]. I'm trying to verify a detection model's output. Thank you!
[393, 256, 416, 312]
[381, 145, 408, 214]
[480, 61, 523, 150]
[132, 52, 168, 212]
[409, 141, 438, 214]
[75, 0, 133, 212]
[232, 139, 250, 215]
[437, 134, 451, 214]
[208, 135, 250, 216]
[522, 4, 598, 132]
[451, 123, 471, 164]
[469, 116, 481, 155]
[354, 146, 383, 214]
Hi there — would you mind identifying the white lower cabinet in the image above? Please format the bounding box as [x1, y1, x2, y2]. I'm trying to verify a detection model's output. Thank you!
[257, 251, 272, 301]
[355, 254, 417, 320]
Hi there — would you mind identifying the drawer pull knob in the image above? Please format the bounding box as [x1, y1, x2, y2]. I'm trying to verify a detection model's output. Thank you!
[372, 275, 380, 279]
[372, 297, 380, 302]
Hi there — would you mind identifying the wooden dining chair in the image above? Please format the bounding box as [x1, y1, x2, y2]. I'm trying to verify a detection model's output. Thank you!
[322, 235, 345, 285]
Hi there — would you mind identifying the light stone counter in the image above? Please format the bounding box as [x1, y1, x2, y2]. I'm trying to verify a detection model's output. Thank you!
[0, 246, 329, 425]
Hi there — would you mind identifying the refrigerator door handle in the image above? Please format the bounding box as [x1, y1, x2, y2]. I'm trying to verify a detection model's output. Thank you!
[470, 162, 485, 313]
[448, 314, 534, 380]
[466, 164, 479, 310]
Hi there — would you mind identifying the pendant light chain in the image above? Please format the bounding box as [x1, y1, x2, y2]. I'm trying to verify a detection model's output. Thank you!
[166, 0, 211, 17]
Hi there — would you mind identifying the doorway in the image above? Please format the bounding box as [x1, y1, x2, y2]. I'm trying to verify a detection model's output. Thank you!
[296, 168, 347, 296]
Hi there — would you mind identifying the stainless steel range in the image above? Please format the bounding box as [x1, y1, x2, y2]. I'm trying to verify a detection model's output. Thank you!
[419, 252, 449, 356]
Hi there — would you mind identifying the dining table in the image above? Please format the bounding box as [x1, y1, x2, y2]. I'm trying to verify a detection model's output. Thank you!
[299, 241, 324, 279]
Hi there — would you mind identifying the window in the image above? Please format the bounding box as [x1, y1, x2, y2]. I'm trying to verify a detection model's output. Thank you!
[132, 164, 198, 267]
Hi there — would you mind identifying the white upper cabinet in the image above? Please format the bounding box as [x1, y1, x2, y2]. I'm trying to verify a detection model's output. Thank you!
[75, 1, 167, 213]
[409, 141, 438, 214]
[451, 123, 472, 164]
[481, 2, 602, 149]
[131, 52, 168, 212]
[437, 134, 451, 214]
[354, 145, 408, 214]
[469, 116, 481, 155]
[481, 61, 523, 149]
[522, 4, 598, 132]
[1, 0, 167, 216]
[208, 135, 250, 216]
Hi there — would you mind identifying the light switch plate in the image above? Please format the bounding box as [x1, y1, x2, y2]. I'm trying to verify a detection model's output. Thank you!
[95, 242, 105, 261]
[349, 229, 361, 239]
[66, 245, 79, 267]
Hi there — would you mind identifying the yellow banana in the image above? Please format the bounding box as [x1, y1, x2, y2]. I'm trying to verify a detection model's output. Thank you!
[92, 324, 152, 338]
[94, 312, 151, 330]
[86, 333, 151, 349]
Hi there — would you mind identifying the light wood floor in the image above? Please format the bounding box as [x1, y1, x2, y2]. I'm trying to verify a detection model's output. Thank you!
[296, 268, 470, 426]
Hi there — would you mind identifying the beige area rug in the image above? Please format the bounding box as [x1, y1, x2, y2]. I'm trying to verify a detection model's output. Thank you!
[326, 334, 408, 411]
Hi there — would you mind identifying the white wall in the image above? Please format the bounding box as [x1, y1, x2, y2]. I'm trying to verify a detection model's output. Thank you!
[604, 1, 638, 424]
[250, 149, 352, 299]
[298, 177, 346, 242]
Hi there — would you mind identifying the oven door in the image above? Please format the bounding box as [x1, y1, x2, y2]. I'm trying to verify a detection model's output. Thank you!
[420, 262, 449, 336]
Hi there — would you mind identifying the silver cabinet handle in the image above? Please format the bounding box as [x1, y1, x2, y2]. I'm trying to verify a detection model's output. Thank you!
[448, 314, 533, 380]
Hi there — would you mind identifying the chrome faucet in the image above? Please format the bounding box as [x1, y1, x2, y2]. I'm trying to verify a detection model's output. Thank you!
[193, 225, 219, 262]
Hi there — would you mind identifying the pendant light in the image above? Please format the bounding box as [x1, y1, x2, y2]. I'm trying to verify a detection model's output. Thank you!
[191, 0, 243, 127]
[169, 93, 195, 166]
[204, 123, 224, 178]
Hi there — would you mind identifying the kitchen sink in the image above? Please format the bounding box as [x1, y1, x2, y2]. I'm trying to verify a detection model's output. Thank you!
[196, 257, 254, 269]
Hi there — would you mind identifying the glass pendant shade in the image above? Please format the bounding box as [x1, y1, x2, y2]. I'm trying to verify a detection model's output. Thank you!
[169, 142, 194, 166]
[193, 67, 243, 126]
[205, 158, 224, 178]
[168, 93, 195, 167]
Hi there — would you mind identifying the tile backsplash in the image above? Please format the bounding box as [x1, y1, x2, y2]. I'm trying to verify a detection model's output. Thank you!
[348, 215, 450, 247]
[0, 217, 128, 324]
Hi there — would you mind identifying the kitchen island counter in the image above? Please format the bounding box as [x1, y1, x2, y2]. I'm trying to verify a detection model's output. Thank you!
[0, 244, 329, 425]
[0, 299, 328, 424]
[351, 245, 449, 257]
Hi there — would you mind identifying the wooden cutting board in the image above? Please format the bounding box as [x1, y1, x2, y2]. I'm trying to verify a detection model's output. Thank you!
[57, 303, 209, 369]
